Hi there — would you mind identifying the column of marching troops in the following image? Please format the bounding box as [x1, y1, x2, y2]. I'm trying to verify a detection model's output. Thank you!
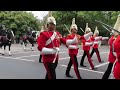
[36, 14, 120, 79]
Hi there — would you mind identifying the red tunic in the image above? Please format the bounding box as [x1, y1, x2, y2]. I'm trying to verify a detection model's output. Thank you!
[108, 36, 116, 63]
[66, 34, 83, 55]
[91, 36, 99, 48]
[37, 30, 66, 63]
[82, 36, 92, 51]
[113, 35, 120, 79]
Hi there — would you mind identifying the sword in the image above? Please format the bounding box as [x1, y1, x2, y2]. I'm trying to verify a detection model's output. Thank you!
[80, 27, 85, 33]
[95, 20, 120, 34]
[102, 25, 112, 33]
[102, 25, 113, 35]
[64, 24, 71, 34]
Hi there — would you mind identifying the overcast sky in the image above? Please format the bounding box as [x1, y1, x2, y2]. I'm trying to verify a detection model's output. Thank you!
[27, 11, 49, 20]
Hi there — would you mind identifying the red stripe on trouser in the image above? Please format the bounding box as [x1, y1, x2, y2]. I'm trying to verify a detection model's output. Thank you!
[70, 55, 81, 79]
[85, 50, 94, 69]
[95, 48, 101, 62]
[43, 62, 52, 79]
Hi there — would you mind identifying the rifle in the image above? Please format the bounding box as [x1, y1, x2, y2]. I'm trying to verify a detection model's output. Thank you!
[95, 20, 120, 34]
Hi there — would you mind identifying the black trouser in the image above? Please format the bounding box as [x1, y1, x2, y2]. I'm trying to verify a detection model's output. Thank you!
[102, 62, 113, 79]
[66, 54, 81, 79]
[90, 48, 101, 62]
[39, 55, 42, 62]
[44, 60, 58, 79]
[80, 50, 94, 69]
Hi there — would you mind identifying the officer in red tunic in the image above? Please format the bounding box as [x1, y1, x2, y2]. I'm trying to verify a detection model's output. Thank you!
[37, 16, 81, 79]
[65, 18, 90, 79]
[111, 14, 120, 79]
[80, 23, 96, 70]
[102, 35, 116, 79]
[90, 26, 106, 63]
[102, 15, 120, 79]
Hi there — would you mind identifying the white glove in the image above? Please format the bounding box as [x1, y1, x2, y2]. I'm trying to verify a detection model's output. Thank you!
[68, 45, 79, 49]
[53, 47, 60, 52]
[85, 42, 93, 46]
[102, 37, 109, 40]
[84, 32, 93, 40]
[41, 47, 58, 55]
[94, 41, 99, 44]
[95, 36, 102, 41]
[66, 35, 78, 46]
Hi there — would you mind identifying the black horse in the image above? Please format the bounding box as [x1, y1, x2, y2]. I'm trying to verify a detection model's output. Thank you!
[20, 31, 36, 51]
[0, 29, 14, 56]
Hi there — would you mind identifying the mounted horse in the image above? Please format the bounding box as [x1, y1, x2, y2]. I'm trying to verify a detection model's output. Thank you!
[0, 25, 14, 56]
[20, 30, 36, 51]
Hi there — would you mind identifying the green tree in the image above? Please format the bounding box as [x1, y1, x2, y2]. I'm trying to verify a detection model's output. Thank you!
[0, 11, 41, 37]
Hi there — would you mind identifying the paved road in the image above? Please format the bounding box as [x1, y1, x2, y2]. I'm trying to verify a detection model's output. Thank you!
[0, 44, 112, 79]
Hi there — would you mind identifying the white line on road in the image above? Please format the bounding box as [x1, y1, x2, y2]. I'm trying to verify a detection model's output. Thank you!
[100, 52, 109, 54]
[0, 56, 34, 62]
[12, 51, 39, 55]
[14, 52, 67, 59]
[61, 65, 105, 74]
[61, 64, 113, 76]
[94, 62, 109, 68]
[59, 55, 82, 61]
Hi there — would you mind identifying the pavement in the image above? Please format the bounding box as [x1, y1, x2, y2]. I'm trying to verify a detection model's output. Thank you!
[0, 44, 112, 79]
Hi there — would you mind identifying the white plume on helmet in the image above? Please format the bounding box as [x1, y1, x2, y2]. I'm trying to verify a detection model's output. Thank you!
[46, 11, 56, 25]
[94, 26, 99, 35]
[113, 14, 120, 33]
[85, 23, 91, 33]
[70, 18, 78, 30]
[47, 16, 56, 25]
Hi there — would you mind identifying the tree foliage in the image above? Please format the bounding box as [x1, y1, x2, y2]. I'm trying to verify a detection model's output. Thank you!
[42, 11, 120, 37]
[0, 11, 41, 37]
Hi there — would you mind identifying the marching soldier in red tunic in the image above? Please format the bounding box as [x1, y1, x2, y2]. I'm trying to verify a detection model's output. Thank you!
[90, 26, 105, 63]
[65, 18, 83, 79]
[37, 16, 82, 79]
[80, 23, 96, 70]
[102, 35, 116, 79]
[65, 19, 93, 79]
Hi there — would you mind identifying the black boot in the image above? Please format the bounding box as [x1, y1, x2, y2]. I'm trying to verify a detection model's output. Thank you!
[66, 74, 73, 78]
[39, 55, 42, 63]
[80, 64, 87, 67]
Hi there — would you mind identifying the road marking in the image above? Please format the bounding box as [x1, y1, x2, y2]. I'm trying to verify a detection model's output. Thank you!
[12, 51, 39, 55]
[94, 62, 109, 68]
[61, 64, 113, 76]
[14, 52, 67, 59]
[12, 50, 68, 55]
[15, 55, 40, 59]
[0, 55, 34, 62]
[61, 65, 105, 74]
[100, 52, 109, 54]
[59, 55, 83, 61]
